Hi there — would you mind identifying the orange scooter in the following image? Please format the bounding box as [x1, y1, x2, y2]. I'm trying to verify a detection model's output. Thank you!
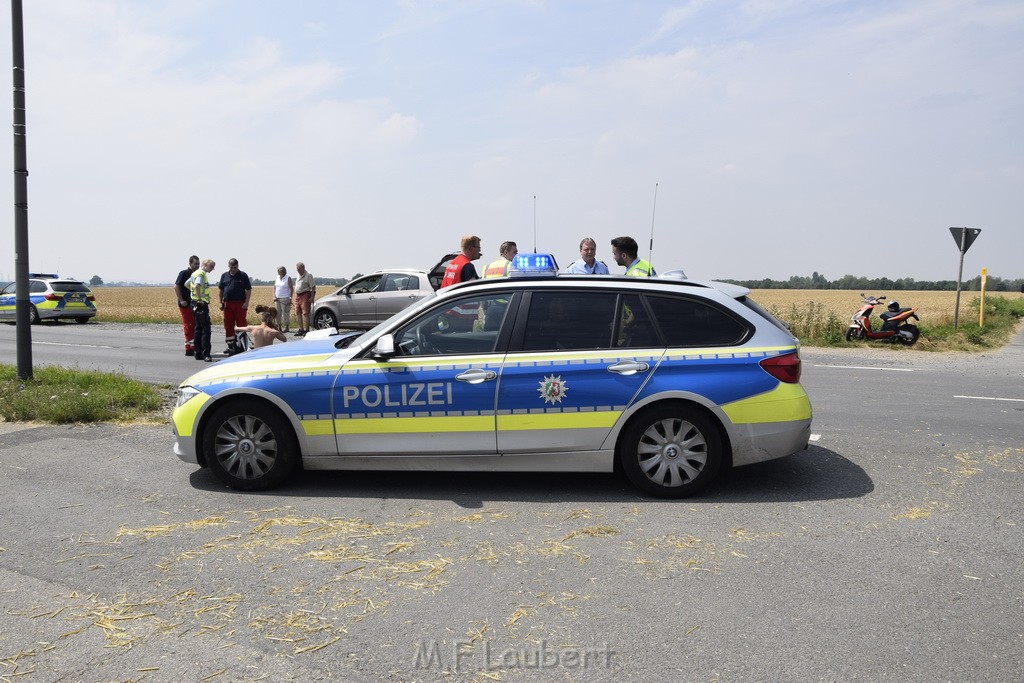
[845, 294, 920, 345]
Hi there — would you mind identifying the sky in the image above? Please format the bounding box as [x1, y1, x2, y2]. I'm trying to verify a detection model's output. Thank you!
[0, 0, 1021, 285]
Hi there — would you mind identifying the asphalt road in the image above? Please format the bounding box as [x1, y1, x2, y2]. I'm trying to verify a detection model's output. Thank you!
[0, 322, 1021, 681]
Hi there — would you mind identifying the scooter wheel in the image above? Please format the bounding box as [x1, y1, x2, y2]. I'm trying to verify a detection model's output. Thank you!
[898, 324, 920, 346]
[845, 328, 861, 342]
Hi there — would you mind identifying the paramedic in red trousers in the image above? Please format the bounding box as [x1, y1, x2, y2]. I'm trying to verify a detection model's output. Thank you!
[173, 254, 200, 356]
[218, 258, 252, 356]
[440, 235, 482, 288]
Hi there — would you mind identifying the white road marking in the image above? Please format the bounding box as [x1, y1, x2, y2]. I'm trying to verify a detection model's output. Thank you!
[954, 395, 1024, 403]
[814, 364, 914, 372]
[35, 341, 115, 349]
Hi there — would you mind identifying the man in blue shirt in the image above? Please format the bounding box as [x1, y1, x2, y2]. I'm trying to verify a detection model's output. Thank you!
[562, 237, 610, 274]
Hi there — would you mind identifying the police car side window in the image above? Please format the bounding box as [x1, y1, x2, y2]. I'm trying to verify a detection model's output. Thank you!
[522, 291, 617, 351]
[30, 281, 47, 294]
[645, 295, 749, 346]
[393, 293, 502, 356]
[618, 294, 662, 348]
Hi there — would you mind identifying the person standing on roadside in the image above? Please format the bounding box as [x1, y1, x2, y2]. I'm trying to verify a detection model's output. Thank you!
[189, 259, 216, 362]
[274, 266, 294, 333]
[440, 235, 482, 288]
[293, 262, 316, 336]
[562, 238, 609, 274]
[173, 255, 200, 356]
[610, 236, 656, 277]
[218, 258, 252, 355]
[483, 241, 518, 278]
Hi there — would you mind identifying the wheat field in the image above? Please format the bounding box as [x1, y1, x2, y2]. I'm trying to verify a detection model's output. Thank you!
[89, 286, 1017, 326]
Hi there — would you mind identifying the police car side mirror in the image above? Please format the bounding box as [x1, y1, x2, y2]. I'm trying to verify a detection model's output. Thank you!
[371, 333, 396, 359]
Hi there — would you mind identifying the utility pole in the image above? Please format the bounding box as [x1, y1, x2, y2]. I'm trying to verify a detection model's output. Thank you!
[11, 0, 32, 379]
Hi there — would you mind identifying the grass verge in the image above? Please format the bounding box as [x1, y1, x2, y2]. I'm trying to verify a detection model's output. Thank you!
[772, 296, 1024, 349]
[0, 364, 164, 423]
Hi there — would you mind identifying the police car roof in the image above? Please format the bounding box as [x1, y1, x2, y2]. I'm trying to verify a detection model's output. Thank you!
[442, 273, 750, 299]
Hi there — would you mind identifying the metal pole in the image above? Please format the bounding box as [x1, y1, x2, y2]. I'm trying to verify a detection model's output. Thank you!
[11, 0, 33, 379]
[953, 229, 966, 331]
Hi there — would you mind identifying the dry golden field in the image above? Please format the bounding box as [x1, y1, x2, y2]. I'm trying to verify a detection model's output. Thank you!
[90, 286, 1019, 326]
[94, 286, 280, 324]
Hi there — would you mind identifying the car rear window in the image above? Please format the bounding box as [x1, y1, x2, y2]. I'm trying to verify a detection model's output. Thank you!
[645, 294, 749, 346]
[50, 281, 91, 293]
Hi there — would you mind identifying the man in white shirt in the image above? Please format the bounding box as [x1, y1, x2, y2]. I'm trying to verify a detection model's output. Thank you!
[562, 237, 609, 274]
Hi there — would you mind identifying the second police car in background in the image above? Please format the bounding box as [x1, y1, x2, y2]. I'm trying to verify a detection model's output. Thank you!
[172, 254, 811, 498]
[0, 274, 97, 324]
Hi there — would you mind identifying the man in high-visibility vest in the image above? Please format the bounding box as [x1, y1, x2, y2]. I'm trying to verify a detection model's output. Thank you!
[610, 236, 656, 277]
[440, 235, 483, 288]
[483, 241, 518, 278]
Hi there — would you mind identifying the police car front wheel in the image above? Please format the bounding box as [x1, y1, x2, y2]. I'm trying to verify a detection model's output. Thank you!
[618, 404, 724, 498]
[202, 401, 299, 491]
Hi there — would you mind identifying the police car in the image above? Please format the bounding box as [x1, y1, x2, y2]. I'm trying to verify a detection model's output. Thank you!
[0, 274, 97, 324]
[172, 255, 812, 498]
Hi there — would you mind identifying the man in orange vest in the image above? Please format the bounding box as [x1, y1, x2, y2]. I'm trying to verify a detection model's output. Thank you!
[440, 235, 483, 288]
[483, 241, 518, 278]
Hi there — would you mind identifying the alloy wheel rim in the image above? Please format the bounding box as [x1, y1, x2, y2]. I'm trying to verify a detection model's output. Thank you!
[214, 415, 278, 480]
[636, 418, 707, 487]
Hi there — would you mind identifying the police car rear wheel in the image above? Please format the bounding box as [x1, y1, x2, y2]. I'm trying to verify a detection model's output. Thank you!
[619, 405, 723, 498]
[203, 402, 298, 491]
[29, 305, 39, 325]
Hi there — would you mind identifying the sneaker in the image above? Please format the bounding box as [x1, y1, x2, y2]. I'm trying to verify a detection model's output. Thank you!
[294, 329, 306, 337]
[185, 349, 195, 357]
[204, 357, 214, 363]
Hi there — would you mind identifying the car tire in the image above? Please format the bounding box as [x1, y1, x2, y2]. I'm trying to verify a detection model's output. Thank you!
[202, 401, 299, 491]
[313, 309, 338, 330]
[28, 305, 39, 325]
[618, 404, 724, 498]
[74, 317, 90, 324]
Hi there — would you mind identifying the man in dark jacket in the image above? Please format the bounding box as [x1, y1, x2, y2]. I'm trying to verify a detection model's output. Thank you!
[218, 258, 252, 355]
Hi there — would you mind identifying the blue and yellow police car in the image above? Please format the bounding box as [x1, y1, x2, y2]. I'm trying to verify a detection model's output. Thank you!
[172, 255, 812, 498]
[0, 274, 97, 324]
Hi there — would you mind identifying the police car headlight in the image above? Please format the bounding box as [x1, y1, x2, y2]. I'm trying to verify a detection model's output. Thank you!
[176, 386, 201, 408]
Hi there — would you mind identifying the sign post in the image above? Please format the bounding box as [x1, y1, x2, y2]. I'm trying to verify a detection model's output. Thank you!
[980, 267, 987, 327]
[949, 227, 981, 331]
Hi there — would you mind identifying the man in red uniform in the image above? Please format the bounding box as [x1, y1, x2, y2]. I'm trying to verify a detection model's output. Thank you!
[218, 258, 252, 356]
[439, 235, 482, 332]
[173, 255, 200, 356]
[439, 235, 482, 288]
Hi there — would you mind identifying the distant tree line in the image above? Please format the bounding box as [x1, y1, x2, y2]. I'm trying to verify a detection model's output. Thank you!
[717, 272, 1024, 292]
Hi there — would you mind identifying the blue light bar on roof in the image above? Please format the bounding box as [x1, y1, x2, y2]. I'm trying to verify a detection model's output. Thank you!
[509, 253, 559, 277]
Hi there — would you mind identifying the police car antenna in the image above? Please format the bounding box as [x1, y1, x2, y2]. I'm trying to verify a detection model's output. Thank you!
[648, 182, 659, 264]
[533, 195, 537, 252]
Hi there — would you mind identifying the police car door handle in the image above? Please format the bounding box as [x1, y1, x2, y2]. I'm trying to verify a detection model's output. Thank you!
[456, 368, 497, 384]
[607, 361, 650, 376]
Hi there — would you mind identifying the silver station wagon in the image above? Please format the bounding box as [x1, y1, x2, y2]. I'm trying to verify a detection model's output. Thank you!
[173, 257, 812, 498]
